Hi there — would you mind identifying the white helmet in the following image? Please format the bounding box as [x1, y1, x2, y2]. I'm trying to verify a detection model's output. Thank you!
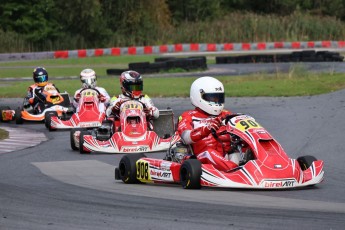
[190, 76, 225, 115]
[80, 69, 97, 88]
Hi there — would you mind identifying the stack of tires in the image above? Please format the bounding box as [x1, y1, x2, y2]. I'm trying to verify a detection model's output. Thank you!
[107, 56, 207, 75]
[215, 50, 344, 64]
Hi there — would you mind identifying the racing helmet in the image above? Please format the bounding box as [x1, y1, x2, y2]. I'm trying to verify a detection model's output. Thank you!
[33, 67, 48, 87]
[190, 76, 225, 116]
[80, 69, 97, 89]
[120, 70, 143, 99]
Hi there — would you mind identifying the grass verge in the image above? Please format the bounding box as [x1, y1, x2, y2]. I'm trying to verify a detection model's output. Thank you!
[0, 55, 345, 97]
[0, 128, 9, 140]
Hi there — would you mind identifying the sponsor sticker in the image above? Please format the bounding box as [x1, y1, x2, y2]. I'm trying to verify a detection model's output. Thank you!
[122, 146, 149, 152]
[79, 122, 101, 128]
[261, 179, 296, 188]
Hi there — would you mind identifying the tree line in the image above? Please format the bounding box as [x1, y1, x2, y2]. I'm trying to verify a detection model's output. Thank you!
[1, 0, 345, 52]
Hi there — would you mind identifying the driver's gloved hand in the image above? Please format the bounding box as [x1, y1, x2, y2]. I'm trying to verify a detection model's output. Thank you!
[199, 117, 221, 137]
[75, 93, 81, 102]
[98, 94, 106, 102]
[144, 107, 153, 117]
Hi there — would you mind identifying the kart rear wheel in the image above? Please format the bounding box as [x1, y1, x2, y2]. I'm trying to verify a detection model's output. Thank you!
[70, 128, 84, 151]
[79, 130, 91, 154]
[297, 155, 317, 171]
[45, 111, 57, 130]
[118, 153, 146, 184]
[15, 108, 23, 124]
[180, 159, 202, 189]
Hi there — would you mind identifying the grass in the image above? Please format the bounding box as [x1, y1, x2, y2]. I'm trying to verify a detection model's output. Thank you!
[0, 55, 345, 98]
[0, 128, 9, 140]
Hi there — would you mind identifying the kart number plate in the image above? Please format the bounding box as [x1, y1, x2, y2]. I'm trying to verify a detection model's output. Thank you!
[51, 97, 60, 104]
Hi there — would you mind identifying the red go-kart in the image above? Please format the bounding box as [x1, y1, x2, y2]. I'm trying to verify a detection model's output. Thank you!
[72, 100, 180, 154]
[115, 113, 324, 189]
[45, 88, 106, 131]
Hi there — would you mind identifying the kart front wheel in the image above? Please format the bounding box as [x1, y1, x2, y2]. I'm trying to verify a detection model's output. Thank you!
[15, 108, 23, 124]
[70, 128, 84, 151]
[180, 159, 202, 189]
[79, 131, 91, 154]
[45, 111, 57, 131]
[297, 155, 317, 171]
[117, 153, 146, 184]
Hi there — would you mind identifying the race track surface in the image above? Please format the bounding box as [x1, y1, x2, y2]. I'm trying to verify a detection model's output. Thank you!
[1, 69, 345, 229]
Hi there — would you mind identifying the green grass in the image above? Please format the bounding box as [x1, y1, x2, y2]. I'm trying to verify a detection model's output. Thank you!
[0, 128, 9, 140]
[0, 55, 345, 97]
[1, 72, 344, 98]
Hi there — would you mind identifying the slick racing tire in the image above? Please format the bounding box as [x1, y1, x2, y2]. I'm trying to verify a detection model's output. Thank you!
[70, 128, 85, 151]
[45, 111, 58, 131]
[297, 155, 317, 171]
[118, 153, 146, 184]
[180, 159, 202, 189]
[15, 108, 24, 124]
[79, 130, 91, 154]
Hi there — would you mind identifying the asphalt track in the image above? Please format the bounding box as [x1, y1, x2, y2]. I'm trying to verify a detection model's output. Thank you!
[1, 64, 345, 229]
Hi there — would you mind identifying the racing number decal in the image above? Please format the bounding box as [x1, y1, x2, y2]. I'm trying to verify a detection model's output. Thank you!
[124, 103, 140, 110]
[136, 161, 149, 181]
[81, 90, 96, 97]
[236, 119, 261, 131]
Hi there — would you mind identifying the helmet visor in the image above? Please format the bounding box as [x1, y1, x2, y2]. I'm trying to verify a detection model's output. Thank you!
[35, 75, 48, 83]
[202, 93, 224, 104]
[81, 77, 96, 87]
[124, 82, 143, 92]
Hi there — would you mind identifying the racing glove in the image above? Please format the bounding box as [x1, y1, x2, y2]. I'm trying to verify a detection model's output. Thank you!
[190, 117, 221, 142]
[98, 94, 106, 103]
[143, 107, 153, 117]
[75, 93, 81, 102]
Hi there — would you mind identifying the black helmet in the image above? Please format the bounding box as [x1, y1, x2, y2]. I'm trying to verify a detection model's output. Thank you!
[120, 70, 143, 99]
[33, 67, 48, 87]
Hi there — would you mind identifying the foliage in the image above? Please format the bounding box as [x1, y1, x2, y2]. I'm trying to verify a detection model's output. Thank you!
[2, 0, 345, 52]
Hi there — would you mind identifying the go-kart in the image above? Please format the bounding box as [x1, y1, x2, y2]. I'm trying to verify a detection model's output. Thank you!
[115, 113, 324, 190]
[45, 88, 106, 131]
[0, 84, 73, 124]
[71, 100, 180, 154]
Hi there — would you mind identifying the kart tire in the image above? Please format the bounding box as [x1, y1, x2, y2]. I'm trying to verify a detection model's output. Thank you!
[15, 108, 23, 124]
[118, 153, 146, 184]
[297, 155, 317, 171]
[79, 130, 91, 154]
[45, 111, 57, 131]
[70, 128, 84, 151]
[180, 159, 202, 189]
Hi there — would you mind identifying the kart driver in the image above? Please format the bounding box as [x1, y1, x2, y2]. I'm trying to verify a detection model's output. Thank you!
[177, 76, 240, 172]
[106, 70, 159, 129]
[26, 67, 60, 114]
[73, 68, 110, 113]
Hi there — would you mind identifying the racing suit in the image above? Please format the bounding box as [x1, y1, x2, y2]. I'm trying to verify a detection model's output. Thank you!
[73, 87, 110, 113]
[177, 107, 238, 171]
[106, 94, 159, 129]
[26, 83, 59, 114]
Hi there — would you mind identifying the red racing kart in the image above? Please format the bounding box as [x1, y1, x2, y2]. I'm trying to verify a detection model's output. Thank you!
[71, 100, 180, 154]
[115, 114, 324, 189]
[45, 88, 106, 131]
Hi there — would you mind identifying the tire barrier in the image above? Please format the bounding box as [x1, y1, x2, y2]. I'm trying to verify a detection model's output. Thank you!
[106, 56, 207, 75]
[1, 41, 345, 61]
[215, 50, 344, 64]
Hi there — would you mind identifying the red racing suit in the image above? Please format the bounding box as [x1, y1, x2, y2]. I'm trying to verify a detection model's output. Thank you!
[177, 107, 238, 171]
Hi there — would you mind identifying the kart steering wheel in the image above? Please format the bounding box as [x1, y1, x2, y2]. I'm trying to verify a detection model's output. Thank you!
[79, 87, 101, 95]
[223, 113, 243, 125]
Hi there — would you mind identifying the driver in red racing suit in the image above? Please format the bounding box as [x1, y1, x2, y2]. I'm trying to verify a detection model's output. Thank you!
[177, 76, 240, 172]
